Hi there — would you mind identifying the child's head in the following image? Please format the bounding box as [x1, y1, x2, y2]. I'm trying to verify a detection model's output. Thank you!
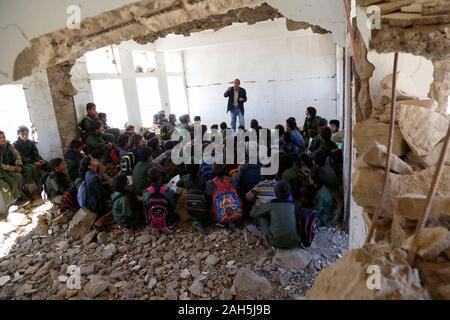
[186, 164, 200, 177]
[312, 150, 327, 167]
[275, 180, 291, 200]
[143, 131, 156, 141]
[148, 137, 160, 150]
[220, 122, 227, 130]
[329, 119, 340, 133]
[118, 134, 130, 148]
[91, 120, 104, 134]
[180, 114, 190, 124]
[306, 106, 317, 118]
[148, 167, 162, 185]
[50, 158, 66, 172]
[98, 112, 107, 124]
[211, 124, 219, 130]
[275, 124, 285, 137]
[79, 156, 99, 178]
[169, 114, 177, 124]
[126, 125, 135, 133]
[317, 118, 328, 130]
[17, 126, 30, 141]
[250, 119, 259, 130]
[286, 118, 297, 132]
[137, 147, 152, 162]
[194, 116, 201, 122]
[310, 167, 326, 187]
[86, 103, 97, 117]
[320, 127, 332, 142]
[0, 131, 6, 145]
[130, 134, 143, 148]
[69, 139, 83, 152]
[213, 164, 227, 178]
[112, 174, 128, 193]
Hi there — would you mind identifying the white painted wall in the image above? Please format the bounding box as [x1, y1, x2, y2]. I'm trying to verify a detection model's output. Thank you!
[368, 52, 434, 108]
[179, 21, 338, 128]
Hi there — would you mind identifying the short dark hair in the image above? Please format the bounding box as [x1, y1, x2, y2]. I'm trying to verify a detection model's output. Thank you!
[126, 125, 135, 132]
[137, 147, 152, 162]
[130, 134, 143, 147]
[310, 167, 326, 187]
[213, 164, 227, 178]
[86, 103, 96, 112]
[307, 107, 317, 117]
[17, 125, 29, 134]
[194, 116, 201, 122]
[320, 127, 332, 142]
[250, 119, 259, 129]
[118, 134, 130, 148]
[275, 124, 285, 136]
[50, 158, 63, 171]
[112, 174, 128, 193]
[238, 125, 245, 131]
[98, 112, 106, 121]
[143, 131, 156, 141]
[220, 122, 227, 130]
[79, 156, 93, 179]
[91, 120, 103, 131]
[330, 119, 340, 130]
[317, 118, 328, 128]
[211, 124, 219, 130]
[275, 180, 291, 200]
[148, 167, 162, 184]
[312, 150, 327, 166]
[148, 137, 160, 149]
[69, 139, 82, 150]
[286, 118, 297, 131]
[180, 114, 190, 124]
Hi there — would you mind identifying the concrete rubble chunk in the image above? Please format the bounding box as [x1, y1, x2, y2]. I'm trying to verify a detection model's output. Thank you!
[418, 139, 450, 168]
[272, 248, 313, 270]
[7, 212, 30, 226]
[103, 244, 117, 260]
[231, 268, 273, 300]
[363, 141, 413, 174]
[380, 72, 418, 96]
[67, 208, 97, 240]
[377, 99, 437, 123]
[398, 105, 448, 157]
[83, 277, 110, 298]
[353, 122, 409, 156]
[417, 261, 450, 300]
[402, 227, 450, 260]
[395, 193, 450, 220]
[380, 88, 419, 106]
[306, 243, 431, 300]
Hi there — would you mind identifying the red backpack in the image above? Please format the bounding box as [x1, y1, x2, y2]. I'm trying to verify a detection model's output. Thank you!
[144, 186, 172, 236]
[212, 177, 243, 225]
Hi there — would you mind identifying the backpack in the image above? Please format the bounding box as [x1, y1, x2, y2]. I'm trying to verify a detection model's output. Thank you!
[110, 149, 121, 165]
[144, 186, 172, 236]
[60, 185, 80, 215]
[241, 165, 261, 194]
[186, 189, 207, 220]
[120, 152, 136, 176]
[77, 180, 87, 208]
[297, 207, 319, 248]
[212, 177, 243, 225]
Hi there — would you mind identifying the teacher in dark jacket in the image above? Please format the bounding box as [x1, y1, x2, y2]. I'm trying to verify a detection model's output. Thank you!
[224, 79, 247, 131]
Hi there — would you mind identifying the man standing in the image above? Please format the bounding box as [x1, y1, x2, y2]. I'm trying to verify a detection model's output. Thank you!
[224, 79, 247, 131]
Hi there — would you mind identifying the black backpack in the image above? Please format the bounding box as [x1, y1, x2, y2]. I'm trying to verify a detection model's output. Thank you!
[296, 206, 319, 247]
[120, 152, 136, 176]
[186, 189, 207, 220]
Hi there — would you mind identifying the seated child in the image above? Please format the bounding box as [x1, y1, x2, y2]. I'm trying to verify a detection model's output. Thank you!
[246, 171, 277, 208]
[0, 130, 28, 206]
[205, 164, 242, 228]
[78, 156, 108, 216]
[130, 134, 144, 158]
[85, 120, 112, 163]
[177, 164, 207, 233]
[310, 167, 334, 227]
[43, 158, 72, 205]
[250, 180, 300, 249]
[132, 147, 153, 196]
[111, 134, 130, 165]
[111, 174, 143, 229]
[312, 150, 339, 192]
[65, 139, 85, 181]
[143, 168, 176, 235]
[148, 137, 163, 159]
[14, 125, 49, 187]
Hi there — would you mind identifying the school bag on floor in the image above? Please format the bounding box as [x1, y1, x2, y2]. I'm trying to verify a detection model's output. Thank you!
[144, 186, 172, 236]
[212, 177, 243, 224]
[186, 189, 207, 220]
[297, 207, 319, 247]
[120, 152, 136, 176]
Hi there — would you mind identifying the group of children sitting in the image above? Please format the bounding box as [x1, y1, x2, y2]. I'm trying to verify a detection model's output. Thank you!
[0, 103, 344, 251]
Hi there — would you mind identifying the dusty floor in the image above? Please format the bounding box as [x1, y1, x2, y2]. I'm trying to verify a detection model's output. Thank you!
[0, 201, 348, 300]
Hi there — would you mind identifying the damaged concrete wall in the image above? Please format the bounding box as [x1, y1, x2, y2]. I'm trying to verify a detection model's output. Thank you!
[0, 0, 346, 85]
[179, 19, 339, 128]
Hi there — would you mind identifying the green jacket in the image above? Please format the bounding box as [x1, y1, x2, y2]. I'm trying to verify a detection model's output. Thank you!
[79, 115, 97, 135]
[281, 165, 302, 198]
[111, 192, 141, 228]
[251, 200, 300, 249]
[303, 116, 320, 139]
[0, 143, 23, 171]
[314, 185, 334, 227]
[13, 139, 41, 164]
[44, 172, 71, 203]
[86, 133, 107, 151]
[132, 161, 152, 195]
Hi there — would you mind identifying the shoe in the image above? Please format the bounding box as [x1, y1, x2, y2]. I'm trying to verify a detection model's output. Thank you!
[215, 223, 226, 228]
[192, 220, 207, 234]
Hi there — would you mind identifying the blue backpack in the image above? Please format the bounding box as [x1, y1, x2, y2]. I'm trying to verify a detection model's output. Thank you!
[200, 162, 213, 182]
[77, 180, 87, 208]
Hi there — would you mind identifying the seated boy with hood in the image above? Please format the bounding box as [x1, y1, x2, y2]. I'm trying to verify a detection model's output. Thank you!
[112, 174, 143, 229]
[43, 158, 72, 205]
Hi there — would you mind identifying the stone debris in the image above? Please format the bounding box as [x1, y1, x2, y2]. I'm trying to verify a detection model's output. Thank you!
[363, 141, 413, 174]
[402, 227, 450, 260]
[7, 212, 30, 227]
[272, 248, 313, 270]
[67, 208, 97, 240]
[230, 268, 273, 300]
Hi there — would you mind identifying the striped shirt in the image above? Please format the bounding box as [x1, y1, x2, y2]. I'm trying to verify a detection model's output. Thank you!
[251, 179, 277, 205]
